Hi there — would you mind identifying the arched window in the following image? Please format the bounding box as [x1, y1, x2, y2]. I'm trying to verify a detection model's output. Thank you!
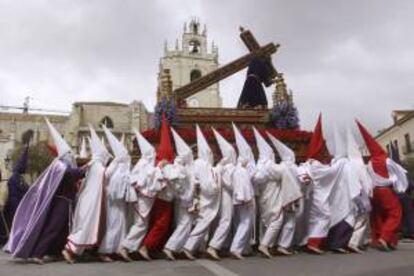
[21, 129, 34, 144]
[189, 40, 201, 53]
[190, 69, 202, 82]
[100, 116, 114, 129]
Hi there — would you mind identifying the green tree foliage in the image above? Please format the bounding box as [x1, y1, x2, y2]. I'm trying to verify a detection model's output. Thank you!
[11, 141, 54, 180]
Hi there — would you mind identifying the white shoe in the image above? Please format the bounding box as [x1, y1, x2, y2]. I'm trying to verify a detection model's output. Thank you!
[206, 247, 220, 261]
[277, 246, 293, 256]
[163, 249, 176, 261]
[258, 245, 272, 258]
[230, 251, 245, 260]
[183, 249, 196, 260]
[118, 248, 133, 262]
[138, 246, 152, 261]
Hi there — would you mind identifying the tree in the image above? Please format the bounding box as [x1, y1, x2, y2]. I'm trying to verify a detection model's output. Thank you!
[11, 141, 54, 182]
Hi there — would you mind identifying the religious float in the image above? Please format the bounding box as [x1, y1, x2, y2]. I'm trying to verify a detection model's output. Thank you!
[140, 27, 317, 163]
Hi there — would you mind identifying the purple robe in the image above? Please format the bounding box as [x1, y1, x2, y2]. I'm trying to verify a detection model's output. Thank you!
[4, 159, 68, 258]
[30, 167, 85, 258]
[1, 146, 29, 243]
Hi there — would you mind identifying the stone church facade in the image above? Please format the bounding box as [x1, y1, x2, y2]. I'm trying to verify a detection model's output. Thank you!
[158, 18, 222, 108]
[0, 100, 150, 177]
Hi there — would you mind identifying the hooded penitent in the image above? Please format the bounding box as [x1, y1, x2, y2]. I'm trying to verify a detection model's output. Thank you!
[196, 124, 213, 165]
[65, 125, 110, 255]
[212, 128, 237, 165]
[356, 120, 389, 178]
[307, 114, 328, 163]
[356, 120, 408, 193]
[171, 127, 193, 166]
[182, 124, 220, 241]
[142, 113, 175, 251]
[237, 58, 270, 109]
[4, 119, 75, 258]
[207, 127, 237, 250]
[232, 123, 255, 176]
[347, 126, 373, 197]
[232, 123, 255, 204]
[99, 125, 134, 254]
[266, 132, 303, 207]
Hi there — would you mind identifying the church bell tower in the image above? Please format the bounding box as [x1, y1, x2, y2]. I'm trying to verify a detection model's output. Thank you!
[158, 18, 222, 108]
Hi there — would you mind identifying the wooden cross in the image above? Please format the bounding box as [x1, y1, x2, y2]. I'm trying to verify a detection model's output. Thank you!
[239, 27, 278, 85]
[173, 27, 280, 103]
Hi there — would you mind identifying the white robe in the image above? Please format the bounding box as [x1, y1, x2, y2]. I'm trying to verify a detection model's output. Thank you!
[164, 161, 195, 252]
[66, 157, 106, 255]
[304, 159, 347, 239]
[230, 163, 255, 254]
[98, 157, 136, 254]
[209, 162, 236, 250]
[184, 159, 220, 253]
[121, 158, 165, 252]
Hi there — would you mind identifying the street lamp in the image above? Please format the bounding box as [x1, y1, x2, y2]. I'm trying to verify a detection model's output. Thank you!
[4, 154, 11, 171]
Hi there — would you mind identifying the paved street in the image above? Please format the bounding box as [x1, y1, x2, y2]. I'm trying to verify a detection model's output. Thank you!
[1, 243, 414, 276]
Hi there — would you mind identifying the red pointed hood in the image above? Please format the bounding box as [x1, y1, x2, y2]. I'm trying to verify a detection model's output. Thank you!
[155, 113, 175, 165]
[356, 120, 389, 178]
[306, 114, 329, 163]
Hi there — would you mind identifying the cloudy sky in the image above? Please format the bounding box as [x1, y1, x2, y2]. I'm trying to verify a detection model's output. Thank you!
[0, 0, 413, 134]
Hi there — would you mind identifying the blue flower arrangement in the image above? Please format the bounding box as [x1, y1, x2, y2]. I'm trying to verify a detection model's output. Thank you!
[269, 99, 300, 129]
[154, 96, 178, 129]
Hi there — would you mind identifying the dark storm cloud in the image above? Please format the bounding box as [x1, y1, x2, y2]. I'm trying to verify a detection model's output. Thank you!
[0, 0, 413, 133]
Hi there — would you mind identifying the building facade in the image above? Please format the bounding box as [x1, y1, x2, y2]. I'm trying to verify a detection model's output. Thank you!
[0, 100, 150, 177]
[158, 18, 222, 108]
[375, 110, 414, 162]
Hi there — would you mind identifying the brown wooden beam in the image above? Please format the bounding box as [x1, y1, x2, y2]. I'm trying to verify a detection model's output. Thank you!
[173, 43, 279, 101]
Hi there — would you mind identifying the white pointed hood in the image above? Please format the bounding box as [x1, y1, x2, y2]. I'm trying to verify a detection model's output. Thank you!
[347, 127, 363, 162]
[171, 127, 193, 165]
[212, 127, 236, 165]
[45, 117, 72, 158]
[134, 128, 155, 162]
[196, 124, 213, 165]
[232, 123, 254, 164]
[267, 132, 296, 163]
[120, 133, 125, 146]
[89, 125, 112, 164]
[332, 125, 347, 159]
[102, 125, 128, 158]
[253, 127, 274, 162]
[79, 136, 88, 159]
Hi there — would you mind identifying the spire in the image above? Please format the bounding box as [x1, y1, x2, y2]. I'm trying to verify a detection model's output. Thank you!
[171, 127, 193, 165]
[253, 127, 274, 161]
[267, 132, 296, 163]
[306, 114, 328, 162]
[196, 124, 213, 164]
[212, 127, 236, 164]
[45, 117, 72, 158]
[356, 120, 389, 177]
[156, 113, 175, 164]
